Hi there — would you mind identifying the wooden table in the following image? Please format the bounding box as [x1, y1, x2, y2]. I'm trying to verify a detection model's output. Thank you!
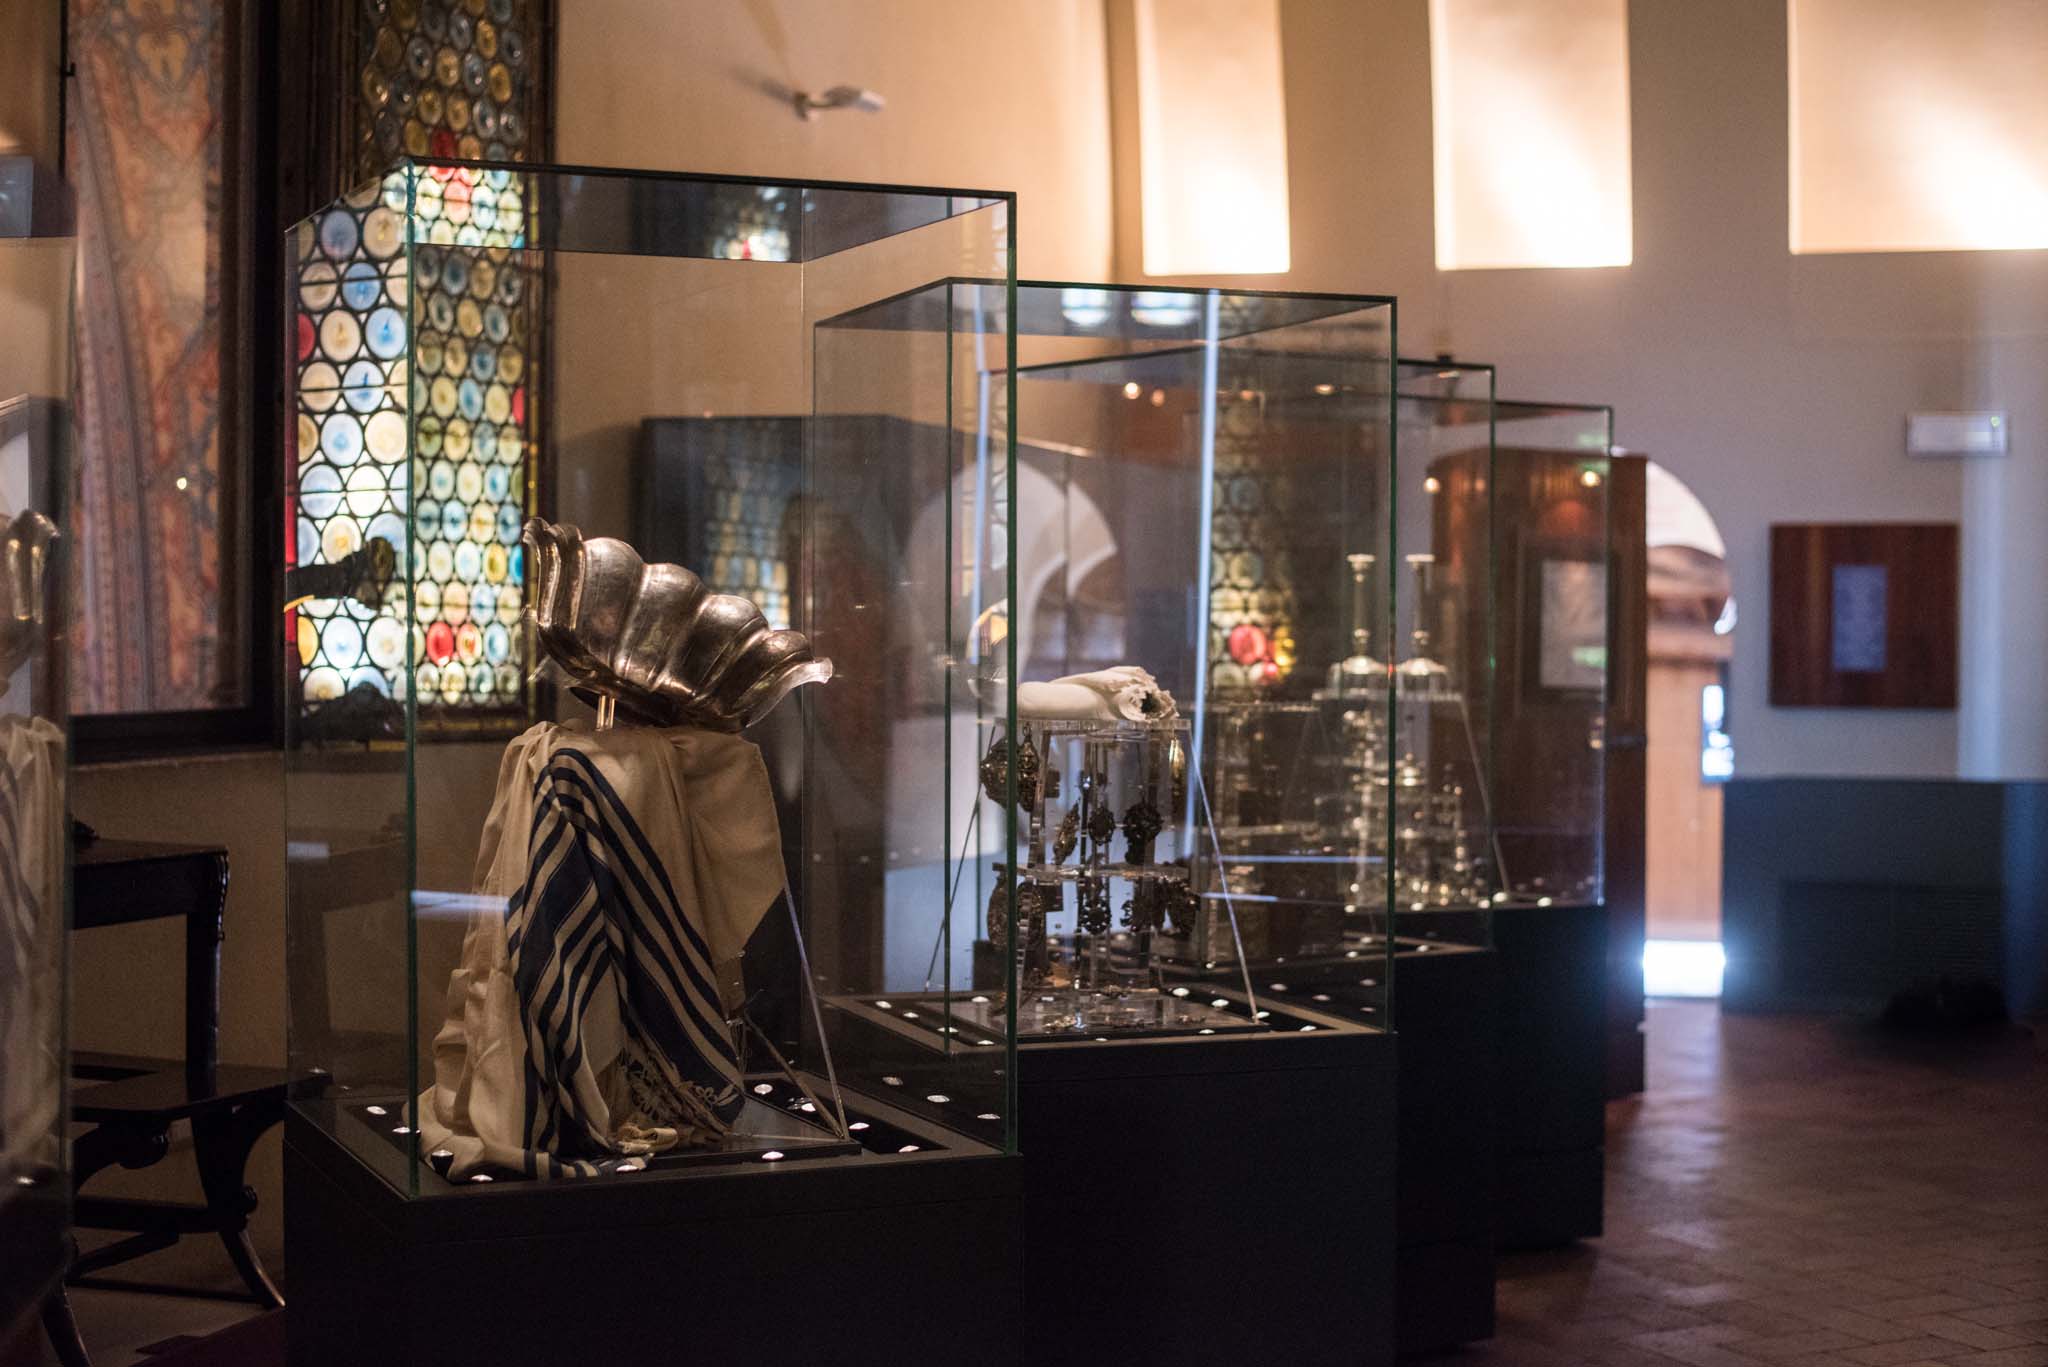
[54, 839, 301, 1361]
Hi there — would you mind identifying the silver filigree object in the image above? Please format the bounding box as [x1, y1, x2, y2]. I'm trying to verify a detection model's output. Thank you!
[524, 517, 832, 731]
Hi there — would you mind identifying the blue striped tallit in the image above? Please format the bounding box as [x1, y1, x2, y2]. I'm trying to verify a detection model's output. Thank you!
[505, 748, 744, 1175]
[417, 722, 789, 1182]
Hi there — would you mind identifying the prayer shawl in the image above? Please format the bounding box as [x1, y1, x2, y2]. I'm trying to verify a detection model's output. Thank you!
[0, 717, 65, 1185]
[420, 722, 787, 1179]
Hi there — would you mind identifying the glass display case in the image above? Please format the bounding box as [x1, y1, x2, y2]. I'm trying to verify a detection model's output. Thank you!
[1404, 369, 1613, 924]
[975, 286, 1405, 1030]
[0, 188, 73, 1342]
[1476, 394, 1612, 909]
[784, 284, 1398, 1070]
[282, 161, 1017, 1205]
[968, 284, 1400, 1041]
[1218, 360, 1613, 989]
[943, 283, 1401, 1366]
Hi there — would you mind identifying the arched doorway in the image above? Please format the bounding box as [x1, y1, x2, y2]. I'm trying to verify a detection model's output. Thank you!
[1642, 462, 1733, 996]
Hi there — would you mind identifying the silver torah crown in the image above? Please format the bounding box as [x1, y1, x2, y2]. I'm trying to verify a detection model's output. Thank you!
[524, 517, 832, 731]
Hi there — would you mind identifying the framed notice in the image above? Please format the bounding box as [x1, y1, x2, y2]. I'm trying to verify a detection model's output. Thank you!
[1536, 556, 1608, 693]
[1769, 523, 1956, 708]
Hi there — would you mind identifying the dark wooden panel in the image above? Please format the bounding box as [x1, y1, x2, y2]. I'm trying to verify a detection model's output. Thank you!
[1768, 523, 1958, 708]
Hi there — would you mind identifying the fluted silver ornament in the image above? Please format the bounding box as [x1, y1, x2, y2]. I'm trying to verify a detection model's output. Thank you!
[524, 517, 832, 731]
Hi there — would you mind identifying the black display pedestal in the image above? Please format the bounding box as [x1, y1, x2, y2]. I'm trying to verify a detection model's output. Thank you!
[0, 1186, 65, 1351]
[284, 1088, 1020, 1367]
[1391, 940, 1498, 1355]
[1016, 998, 1395, 1367]
[1250, 933, 1498, 1358]
[1491, 901, 1608, 1248]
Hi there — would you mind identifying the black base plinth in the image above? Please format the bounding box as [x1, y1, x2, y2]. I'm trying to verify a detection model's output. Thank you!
[1249, 937, 1499, 1357]
[0, 1184, 66, 1345]
[1017, 994, 1395, 1367]
[1390, 940, 1498, 1355]
[1491, 901, 1608, 1249]
[284, 1081, 1020, 1367]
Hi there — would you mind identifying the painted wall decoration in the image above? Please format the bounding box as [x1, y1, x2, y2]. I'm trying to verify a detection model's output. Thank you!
[68, 0, 241, 714]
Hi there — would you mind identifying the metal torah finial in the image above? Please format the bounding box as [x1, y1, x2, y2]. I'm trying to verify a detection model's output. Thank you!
[522, 518, 832, 732]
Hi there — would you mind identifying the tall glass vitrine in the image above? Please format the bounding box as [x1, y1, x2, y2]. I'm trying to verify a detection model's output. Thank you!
[283, 161, 1018, 1198]
[1233, 360, 1614, 995]
[952, 283, 1403, 1367]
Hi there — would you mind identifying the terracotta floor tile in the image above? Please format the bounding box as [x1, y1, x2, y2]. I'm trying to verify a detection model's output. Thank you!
[1474, 1005, 2047, 1367]
[1944, 1349, 2048, 1367]
[1959, 1305, 2048, 1330]
[1779, 1305, 1919, 1343]
[1737, 1330, 1870, 1359]
[1903, 1315, 2031, 1351]
[1839, 1339, 1979, 1365]
[1630, 1324, 1758, 1353]
[1857, 1295, 1978, 1318]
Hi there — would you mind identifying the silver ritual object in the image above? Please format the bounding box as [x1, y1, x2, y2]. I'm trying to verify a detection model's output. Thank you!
[524, 517, 832, 730]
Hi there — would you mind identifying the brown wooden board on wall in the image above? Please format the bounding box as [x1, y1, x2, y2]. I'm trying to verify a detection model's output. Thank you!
[1768, 522, 1957, 709]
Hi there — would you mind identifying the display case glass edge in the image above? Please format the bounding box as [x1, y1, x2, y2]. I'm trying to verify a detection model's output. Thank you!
[1394, 358, 1499, 963]
[984, 280, 1399, 1046]
[1491, 395, 1613, 913]
[0, 231, 74, 1341]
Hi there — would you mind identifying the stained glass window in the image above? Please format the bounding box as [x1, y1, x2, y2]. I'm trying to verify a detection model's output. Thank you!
[289, 168, 535, 726]
[707, 185, 794, 262]
[637, 418, 801, 634]
[287, 0, 548, 731]
[352, 0, 542, 173]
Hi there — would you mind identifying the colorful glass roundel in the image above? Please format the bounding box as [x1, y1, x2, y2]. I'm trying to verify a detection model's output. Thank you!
[289, 165, 536, 721]
[285, 0, 549, 727]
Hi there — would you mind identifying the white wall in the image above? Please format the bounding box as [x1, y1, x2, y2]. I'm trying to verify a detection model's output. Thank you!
[1449, 0, 2047, 781]
[1141, 0, 2048, 781]
[553, 0, 1117, 283]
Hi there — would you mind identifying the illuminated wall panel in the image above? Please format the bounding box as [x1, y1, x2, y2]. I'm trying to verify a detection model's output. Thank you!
[1429, 0, 1633, 270]
[1133, 0, 1292, 276]
[1790, 0, 2048, 254]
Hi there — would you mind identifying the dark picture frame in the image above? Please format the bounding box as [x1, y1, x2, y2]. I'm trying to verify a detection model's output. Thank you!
[1768, 522, 1957, 709]
[68, 0, 283, 761]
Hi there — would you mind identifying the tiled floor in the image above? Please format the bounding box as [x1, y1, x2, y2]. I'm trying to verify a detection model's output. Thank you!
[31, 1287, 263, 1367]
[1463, 1000, 2048, 1367]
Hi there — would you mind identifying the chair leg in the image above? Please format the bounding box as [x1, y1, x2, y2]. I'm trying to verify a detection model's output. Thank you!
[41, 1283, 91, 1367]
[191, 1100, 286, 1309]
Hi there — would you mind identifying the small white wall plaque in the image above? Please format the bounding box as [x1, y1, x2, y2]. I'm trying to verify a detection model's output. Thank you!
[1905, 411, 2009, 458]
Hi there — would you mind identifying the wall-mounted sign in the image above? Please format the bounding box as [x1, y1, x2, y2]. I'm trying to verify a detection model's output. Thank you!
[1906, 411, 2009, 459]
